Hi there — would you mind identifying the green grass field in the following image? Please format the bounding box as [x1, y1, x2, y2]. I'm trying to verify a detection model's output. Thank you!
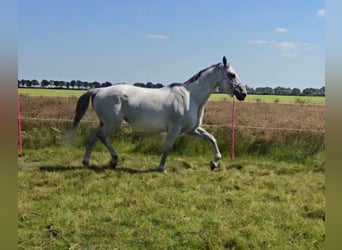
[18, 91, 325, 249]
[18, 88, 325, 104]
[18, 149, 325, 249]
[209, 93, 325, 104]
[18, 122, 325, 249]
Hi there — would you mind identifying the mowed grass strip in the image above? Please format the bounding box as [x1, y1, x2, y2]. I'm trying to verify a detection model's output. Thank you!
[18, 88, 325, 104]
[18, 88, 87, 97]
[209, 93, 325, 104]
[18, 146, 325, 249]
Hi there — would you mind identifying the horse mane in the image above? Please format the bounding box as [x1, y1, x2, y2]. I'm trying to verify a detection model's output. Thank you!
[185, 63, 221, 84]
[167, 62, 221, 88]
[168, 83, 184, 88]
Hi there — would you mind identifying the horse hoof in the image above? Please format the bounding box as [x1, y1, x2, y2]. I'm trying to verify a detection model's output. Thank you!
[210, 161, 217, 171]
[109, 159, 117, 169]
[157, 167, 167, 173]
[82, 160, 89, 168]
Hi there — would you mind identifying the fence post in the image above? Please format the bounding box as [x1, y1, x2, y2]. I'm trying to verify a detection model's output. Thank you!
[231, 97, 236, 161]
[18, 93, 23, 153]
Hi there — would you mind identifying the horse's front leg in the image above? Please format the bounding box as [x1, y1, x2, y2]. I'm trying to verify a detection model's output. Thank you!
[188, 127, 222, 170]
[158, 127, 182, 173]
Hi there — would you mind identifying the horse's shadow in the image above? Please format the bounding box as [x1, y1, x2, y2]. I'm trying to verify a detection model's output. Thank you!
[39, 165, 162, 174]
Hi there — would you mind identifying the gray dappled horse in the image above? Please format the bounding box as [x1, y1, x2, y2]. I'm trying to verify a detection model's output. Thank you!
[72, 57, 247, 173]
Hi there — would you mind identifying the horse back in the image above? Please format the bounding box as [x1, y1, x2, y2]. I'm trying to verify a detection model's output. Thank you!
[92, 84, 198, 132]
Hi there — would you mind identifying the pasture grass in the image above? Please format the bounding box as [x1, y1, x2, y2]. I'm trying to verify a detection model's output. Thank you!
[18, 124, 325, 249]
[20, 123, 325, 166]
[18, 88, 325, 104]
[18, 93, 325, 248]
[18, 148, 325, 249]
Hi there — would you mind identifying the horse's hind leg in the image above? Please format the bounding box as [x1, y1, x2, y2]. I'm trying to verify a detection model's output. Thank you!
[82, 121, 119, 167]
[82, 125, 102, 167]
[97, 122, 120, 168]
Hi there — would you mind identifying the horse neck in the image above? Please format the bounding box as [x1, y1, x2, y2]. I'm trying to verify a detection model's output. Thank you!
[185, 70, 218, 105]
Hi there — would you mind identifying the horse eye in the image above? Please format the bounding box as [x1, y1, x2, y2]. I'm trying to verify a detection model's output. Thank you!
[228, 72, 236, 78]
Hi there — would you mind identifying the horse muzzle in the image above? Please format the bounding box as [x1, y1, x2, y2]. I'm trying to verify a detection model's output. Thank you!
[234, 88, 247, 101]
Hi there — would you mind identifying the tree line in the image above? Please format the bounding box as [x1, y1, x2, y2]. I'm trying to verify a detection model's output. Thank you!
[18, 79, 325, 96]
[18, 79, 164, 89]
[245, 86, 325, 96]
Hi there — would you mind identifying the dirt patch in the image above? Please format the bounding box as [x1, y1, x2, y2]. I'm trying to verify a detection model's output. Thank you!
[203, 101, 324, 131]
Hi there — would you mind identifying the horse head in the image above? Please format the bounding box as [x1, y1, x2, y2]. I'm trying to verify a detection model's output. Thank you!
[218, 56, 247, 101]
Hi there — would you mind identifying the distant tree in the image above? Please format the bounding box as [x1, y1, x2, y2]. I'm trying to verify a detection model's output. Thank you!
[134, 82, 145, 88]
[92, 81, 101, 88]
[70, 80, 76, 89]
[76, 80, 83, 89]
[48, 80, 55, 88]
[155, 83, 164, 88]
[246, 85, 255, 94]
[82, 81, 89, 89]
[146, 82, 154, 88]
[255, 87, 274, 95]
[302, 88, 323, 96]
[291, 88, 301, 96]
[274, 86, 292, 95]
[53, 81, 60, 88]
[31, 79, 40, 87]
[286, 87, 292, 95]
[25, 80, 32, 88]
[18, 79, 26, 87]
[303, 88, 310, 96]
[101, 81, 112, 87]
[59, 81, 66, 88]
[41, 79, 49, 87]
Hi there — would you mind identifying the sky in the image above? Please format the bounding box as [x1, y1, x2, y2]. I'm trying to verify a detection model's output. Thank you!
[18, 0, 325, 89]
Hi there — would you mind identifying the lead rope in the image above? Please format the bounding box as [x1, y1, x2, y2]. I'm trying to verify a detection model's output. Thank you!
[231, 96, 236, 161]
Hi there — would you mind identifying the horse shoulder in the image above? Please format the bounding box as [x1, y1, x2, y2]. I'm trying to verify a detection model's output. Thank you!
[169, 86, 190, 115]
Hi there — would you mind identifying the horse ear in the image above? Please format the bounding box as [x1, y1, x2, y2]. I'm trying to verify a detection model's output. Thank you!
[222, 56, 227, 67]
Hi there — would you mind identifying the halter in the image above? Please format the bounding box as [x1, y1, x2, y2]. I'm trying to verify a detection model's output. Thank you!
[219, 64, 243, 91]
[233, 81, 243, 87]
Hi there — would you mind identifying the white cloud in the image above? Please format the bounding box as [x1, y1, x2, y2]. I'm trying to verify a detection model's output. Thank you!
[274, 41, 297, 50]
[248, 39, 275, 45]
[317, 9, 325, 17]
[146, 34, 169, 40]
[275, 28, 288, 33]
[249, 40, 297, 50]
[249, 40, 316, 58]
[249, 40, 316, 53]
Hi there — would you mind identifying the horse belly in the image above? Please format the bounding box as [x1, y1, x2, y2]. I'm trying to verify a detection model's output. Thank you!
[124, 112, 168, 132]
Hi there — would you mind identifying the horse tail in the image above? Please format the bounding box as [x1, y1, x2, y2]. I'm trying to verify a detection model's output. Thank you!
[73, 88, 100, 129]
